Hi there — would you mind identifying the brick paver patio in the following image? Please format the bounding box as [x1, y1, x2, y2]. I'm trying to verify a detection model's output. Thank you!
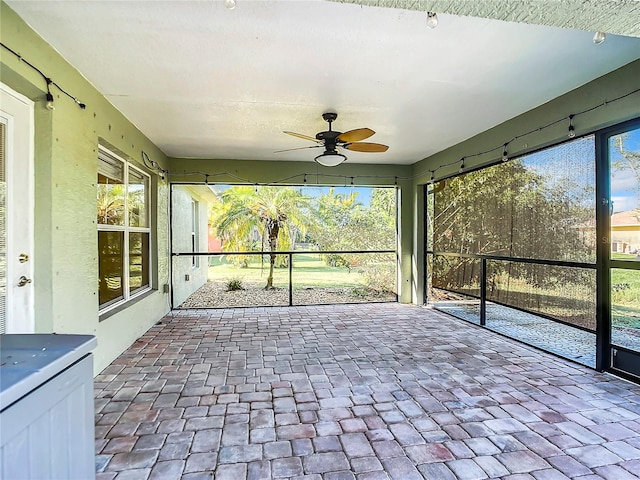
[94, 303, 640, 479]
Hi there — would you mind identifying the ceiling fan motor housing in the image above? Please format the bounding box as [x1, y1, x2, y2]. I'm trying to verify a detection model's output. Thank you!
[316, 130, 342, 144]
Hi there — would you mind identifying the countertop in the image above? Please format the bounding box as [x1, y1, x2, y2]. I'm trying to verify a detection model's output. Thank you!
[0, 334, 97, 410]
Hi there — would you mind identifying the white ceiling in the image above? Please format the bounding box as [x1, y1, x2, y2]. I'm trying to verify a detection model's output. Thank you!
[7, 0, 640, 165]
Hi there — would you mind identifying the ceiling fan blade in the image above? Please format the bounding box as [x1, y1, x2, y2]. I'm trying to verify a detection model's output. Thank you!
[273, 145, 324, 154]
[344, 142, 389, 153]
[283, 131, 323, 144]
[336, 128, 375, 143]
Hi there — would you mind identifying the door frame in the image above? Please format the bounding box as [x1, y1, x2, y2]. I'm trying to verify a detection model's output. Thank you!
[596, 116, 640, 379]
[1, 82, 35, 333]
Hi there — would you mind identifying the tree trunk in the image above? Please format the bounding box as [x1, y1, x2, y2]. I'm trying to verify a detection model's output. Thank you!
[266, 221, 279, 289]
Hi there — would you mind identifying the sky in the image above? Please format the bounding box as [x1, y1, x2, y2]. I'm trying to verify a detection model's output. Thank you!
[610, 127, 640, 213]
[517, 126, 640, 214]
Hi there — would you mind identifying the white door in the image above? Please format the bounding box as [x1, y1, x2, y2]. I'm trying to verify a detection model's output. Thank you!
[0, 83, 34, 333]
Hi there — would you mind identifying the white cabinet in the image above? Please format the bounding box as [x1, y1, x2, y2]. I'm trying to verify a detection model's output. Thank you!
[0, 335, 97, 480]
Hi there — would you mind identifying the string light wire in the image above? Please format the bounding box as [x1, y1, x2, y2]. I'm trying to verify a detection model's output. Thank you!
[413, 85, 640, 183]
[1, 42, 86, 109]
[2, 39, 635, 187]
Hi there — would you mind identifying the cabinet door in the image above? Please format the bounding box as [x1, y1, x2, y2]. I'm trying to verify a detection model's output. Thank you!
[0, 355, 95, 479]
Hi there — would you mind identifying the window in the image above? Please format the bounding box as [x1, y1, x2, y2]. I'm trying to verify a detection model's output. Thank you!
[191, 199, 199, 268]
[97, 147, 151, 311]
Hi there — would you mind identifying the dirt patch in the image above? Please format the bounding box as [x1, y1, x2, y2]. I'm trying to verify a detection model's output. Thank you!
[178, 281, 396, 308]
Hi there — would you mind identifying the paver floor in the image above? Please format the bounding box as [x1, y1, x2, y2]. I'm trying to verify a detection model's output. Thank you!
[433, 301, 597, 367]
[94, 303, 640, 479]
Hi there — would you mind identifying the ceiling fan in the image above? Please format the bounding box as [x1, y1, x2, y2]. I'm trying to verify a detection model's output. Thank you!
[275, 112, 389, 166]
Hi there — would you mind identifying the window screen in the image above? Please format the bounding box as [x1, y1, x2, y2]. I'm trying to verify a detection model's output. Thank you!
[429, 135, 596, 329]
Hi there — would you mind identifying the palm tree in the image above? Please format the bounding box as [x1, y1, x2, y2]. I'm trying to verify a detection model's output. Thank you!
[211, 186, 314, 288]
[210, 188, 256, 267]
[97, 182, 125, 225]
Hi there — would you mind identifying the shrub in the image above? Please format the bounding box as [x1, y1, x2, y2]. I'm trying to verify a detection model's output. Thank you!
[226, 277, 244, 291]
[362, 263, 396, 294]
[351, 286, 368, 298]
[613, 283, 631, 292]
[323, 254, 352, 272]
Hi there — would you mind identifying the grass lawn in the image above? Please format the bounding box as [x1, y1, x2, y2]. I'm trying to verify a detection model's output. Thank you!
[612, 304, 640, 329]
[208, 252, 394, 290]
[612, 252, 640, 260]
[611, 261, 640, 329]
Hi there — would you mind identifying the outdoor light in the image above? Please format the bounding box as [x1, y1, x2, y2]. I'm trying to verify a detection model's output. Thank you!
[593, 31, 606, 45]
[314, 152, 347, 167]
[502, 144, 509, 162]
[45, 92, 55, 110]
[426, 12, 438, 29]
[568, 115, 576, 138]
[45, 77, 55, 110]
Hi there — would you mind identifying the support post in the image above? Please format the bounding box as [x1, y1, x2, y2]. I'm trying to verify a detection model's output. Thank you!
[289, 253, 293, 306]
[480, 257, 487, 326]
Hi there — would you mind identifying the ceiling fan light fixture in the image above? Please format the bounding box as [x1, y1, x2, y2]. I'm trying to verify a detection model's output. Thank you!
[315, 152, 347, 167]
[426, 12, 438, 29]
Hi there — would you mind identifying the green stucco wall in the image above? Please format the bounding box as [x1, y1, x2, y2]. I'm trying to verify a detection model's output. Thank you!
[1, 1, 171, 373]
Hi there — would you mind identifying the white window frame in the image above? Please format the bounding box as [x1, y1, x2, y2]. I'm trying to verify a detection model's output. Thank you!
[98, 146, 152, 314]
